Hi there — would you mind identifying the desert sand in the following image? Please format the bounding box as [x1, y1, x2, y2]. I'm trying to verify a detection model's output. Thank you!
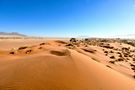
[0, 39, 135, 90]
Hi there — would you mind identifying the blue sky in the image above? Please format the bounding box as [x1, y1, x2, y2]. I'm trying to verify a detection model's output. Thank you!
[0, 0, 135, 37]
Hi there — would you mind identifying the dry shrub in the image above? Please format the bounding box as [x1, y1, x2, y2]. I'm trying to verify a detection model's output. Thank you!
[130, 64, 135, 67]
[119, 54, 122, 57]
[70, 38, 77, 42]
[25, 50, 32, 54]
[129, 54, 133, 57]
[9, 52, 15, 54]
[133, 75, 135, 79]
[109, 61, 115, 64]
[38, 47, 43, 49]
[104, 51, 108, 53]
[105, 54, 108, 56]
[117, 52, 121, 54]
[110, 56, 115, 59]
[124, 54, 128, 57]
[40, 43, 45, 46]
[18, 46, 28, 50]
[109, 50, 114, 53]
[131, 67, 135, 70]
[117, 58, 124, 61]
[133, 58, 135, 61]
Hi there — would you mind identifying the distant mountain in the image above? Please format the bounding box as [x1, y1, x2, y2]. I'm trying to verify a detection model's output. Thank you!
[0, 32, 27, 38]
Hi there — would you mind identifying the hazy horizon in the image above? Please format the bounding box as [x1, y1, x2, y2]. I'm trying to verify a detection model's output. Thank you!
[0, 0, 135, 37]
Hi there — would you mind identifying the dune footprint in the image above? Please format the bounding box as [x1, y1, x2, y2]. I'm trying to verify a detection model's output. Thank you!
[50, 49, 71, 56]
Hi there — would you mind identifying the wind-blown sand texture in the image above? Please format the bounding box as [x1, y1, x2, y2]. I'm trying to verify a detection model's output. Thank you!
[0, 39, 135, 90]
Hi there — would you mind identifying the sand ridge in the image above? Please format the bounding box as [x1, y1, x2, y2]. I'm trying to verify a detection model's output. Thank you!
[0, 39, 135, 90]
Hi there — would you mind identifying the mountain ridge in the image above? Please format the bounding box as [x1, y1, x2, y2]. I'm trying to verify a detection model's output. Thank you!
[0, 32, 27, 37]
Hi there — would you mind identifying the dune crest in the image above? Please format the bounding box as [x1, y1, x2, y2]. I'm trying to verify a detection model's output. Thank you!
[0, 39, 135, 90]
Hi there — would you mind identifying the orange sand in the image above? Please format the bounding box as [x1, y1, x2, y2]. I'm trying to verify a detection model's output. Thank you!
[0, 39, 135, 90]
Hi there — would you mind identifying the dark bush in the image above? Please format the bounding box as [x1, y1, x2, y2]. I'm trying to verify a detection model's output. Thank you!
[130, 64, 135, 67]
[133, 58, 135, 61]
[40, 43, 45, 45]
[110, 56, 115, 59]
[25, 50, 32, 54]
[9, 52, 15, 54]
[109, 50, 114, 53]
[104, 51, 108, 53]
[18, 46, 28, 50]
[133, 75, 135, 79]
[131, 67, 135, 70]
[70, 38, 77, 42]
[109, 61, 115, 64]
[117, 58, 124, 61]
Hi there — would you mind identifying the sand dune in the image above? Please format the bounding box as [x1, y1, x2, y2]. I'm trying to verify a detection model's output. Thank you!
[0, 39, 135, 90]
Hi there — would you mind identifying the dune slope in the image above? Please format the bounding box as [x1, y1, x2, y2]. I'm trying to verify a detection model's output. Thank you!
[0, 47, 135, 90]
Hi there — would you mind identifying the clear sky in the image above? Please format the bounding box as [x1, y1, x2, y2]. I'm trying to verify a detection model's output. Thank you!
[0, 0, 135, 37]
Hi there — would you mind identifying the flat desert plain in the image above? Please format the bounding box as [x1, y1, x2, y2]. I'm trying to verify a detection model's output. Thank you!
[0, 39, 135, 90]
